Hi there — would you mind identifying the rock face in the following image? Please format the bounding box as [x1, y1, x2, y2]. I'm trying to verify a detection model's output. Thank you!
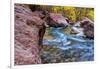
[14, 4, 45, 65]
[14, 4, 69, 65]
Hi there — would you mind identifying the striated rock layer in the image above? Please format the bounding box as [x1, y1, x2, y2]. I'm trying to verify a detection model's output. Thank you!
[14, 4, 45, 65]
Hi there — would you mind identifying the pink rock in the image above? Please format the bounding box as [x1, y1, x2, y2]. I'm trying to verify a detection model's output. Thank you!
[14, 4, 43, 65]
[14, 4, 69, 65]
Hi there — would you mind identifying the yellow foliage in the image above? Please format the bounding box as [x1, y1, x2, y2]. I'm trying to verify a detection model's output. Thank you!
[40, 5, 94, 22]
[88, 9, 94, 21]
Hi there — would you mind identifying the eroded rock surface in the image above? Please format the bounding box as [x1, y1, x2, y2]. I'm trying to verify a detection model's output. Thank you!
[14, 4, 45, 65]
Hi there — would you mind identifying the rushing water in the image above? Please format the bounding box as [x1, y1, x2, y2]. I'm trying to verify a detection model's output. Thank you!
[43, 27, 94, 61]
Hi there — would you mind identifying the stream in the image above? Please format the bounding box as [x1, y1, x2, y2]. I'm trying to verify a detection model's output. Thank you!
[42, 27, 94, 63]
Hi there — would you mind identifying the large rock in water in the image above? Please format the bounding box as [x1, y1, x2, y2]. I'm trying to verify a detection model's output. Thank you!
[14, 4, 45, 65]
[81, 17, 94, 39]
